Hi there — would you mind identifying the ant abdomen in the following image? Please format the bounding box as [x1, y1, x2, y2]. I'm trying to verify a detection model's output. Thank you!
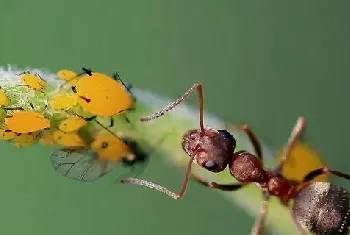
[293, 182, 350, 235]
[181, 128, 235, 172]
[229, 152, 268, 183]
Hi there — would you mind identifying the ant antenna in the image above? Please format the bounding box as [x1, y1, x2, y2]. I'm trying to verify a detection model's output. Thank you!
[140, 83, 205, 133]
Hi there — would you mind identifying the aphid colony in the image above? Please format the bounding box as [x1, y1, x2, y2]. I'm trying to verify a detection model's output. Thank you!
[0, 68, 148, 182]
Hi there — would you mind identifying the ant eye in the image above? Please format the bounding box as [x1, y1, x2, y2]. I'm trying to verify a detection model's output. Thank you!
[218, 129, 236, 148]
[204, 161, 217, 170]
[218, 130, 233, 140]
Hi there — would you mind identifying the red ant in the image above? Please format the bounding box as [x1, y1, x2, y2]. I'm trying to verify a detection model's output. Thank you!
[121, 83, 350, 235]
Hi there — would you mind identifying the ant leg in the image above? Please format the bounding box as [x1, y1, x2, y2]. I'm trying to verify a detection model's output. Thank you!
[140, 83, 205, 132]
[302, 167, 350, 183]
[276, 117, 306, 172]
[251, 192, 269, 235]
[121, 147, 200, 199]
[241, 124, 263, 163]
[191, 173, 244, 191]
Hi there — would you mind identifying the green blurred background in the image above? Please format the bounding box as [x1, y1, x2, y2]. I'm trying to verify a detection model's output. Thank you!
[0, 0, 349, 234]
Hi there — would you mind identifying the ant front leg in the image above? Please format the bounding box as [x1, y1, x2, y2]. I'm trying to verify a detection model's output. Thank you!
[251, 192, 270, 235]
[190, 173, 244, 191]
[121, 147, 201, 200]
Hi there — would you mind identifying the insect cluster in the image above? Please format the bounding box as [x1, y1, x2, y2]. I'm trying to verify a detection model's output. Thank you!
[0, 70, 348, 235]
[0, 68, 149, 182]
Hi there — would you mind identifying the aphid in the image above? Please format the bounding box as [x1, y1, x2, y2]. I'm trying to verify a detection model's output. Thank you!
[12, 132, 41, 148]
[18, 71, 47, 92]
[58, 116, 90, 133]
[68, 68, 135, 117]
[39, 130, 56, 146]
[278, 141, 328, 186]
[52, 130, 87, 147]
[0, 87, 10, 107]
[0, 128, 17, 140]
[50, 133, 148, 182]
[49, 92, 78, 110]
[3, 106, 50, 134]
[120, 83, 350, 235]
[57, 69, 79, 85]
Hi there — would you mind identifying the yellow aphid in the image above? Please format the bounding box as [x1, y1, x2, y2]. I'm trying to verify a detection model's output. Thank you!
[74, 72, 135, 117]
[5, 111, 50, 134]
[50, 93, 77, 110]
[0, 128, 17, 140]
[20, 71, 47, 91]
[0, 88, 10, 106]
[91, 133, 133, 161]
[52, 130, 87, 147]
[39, 131, 56, 146]
[13, 133, 40, 148]
[58, 116, 87, 133]
[57, 69, 79, 85]
[278, 141, 328, 184]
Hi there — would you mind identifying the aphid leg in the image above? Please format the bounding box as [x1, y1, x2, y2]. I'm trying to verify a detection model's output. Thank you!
[140, 83, 205, 132]
[109, 118, 114, 127]
[23, 131, 42, 146]
[71, 86, 77, 93]
[123, 115, 131, 124]
[251, 192, 269, 235]
[276, 117, 306, 172]
[289, 210, 307, 235]
[17, 84, 30, 89]
[113, 70, 135, 96]
[35, 73, 44, 80]
[241, 124, 263, 163]
[121, 149, 199, 199]
[302, 167, 350, 183]
[17, 71, 30, 76]
[84, 116, 97, 122]
[190, 173, 244, 191]
[3, 107, 24, 111]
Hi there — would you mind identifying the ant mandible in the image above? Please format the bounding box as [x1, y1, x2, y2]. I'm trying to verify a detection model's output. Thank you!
[121, 83, 350, 235]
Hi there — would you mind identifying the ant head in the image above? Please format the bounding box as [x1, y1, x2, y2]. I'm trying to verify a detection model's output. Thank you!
[181, 128, 236, 173]
[229, 151, 267, 183]
[293, 182, 350, 235]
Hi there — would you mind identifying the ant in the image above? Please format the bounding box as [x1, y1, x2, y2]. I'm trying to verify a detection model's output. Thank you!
[121, 83, 350, 235]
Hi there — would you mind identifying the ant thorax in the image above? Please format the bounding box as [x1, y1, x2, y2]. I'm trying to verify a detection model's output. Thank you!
[265, 172, 298, 199]
[230, 151, 268, 183]
[181, 128, 234, 172]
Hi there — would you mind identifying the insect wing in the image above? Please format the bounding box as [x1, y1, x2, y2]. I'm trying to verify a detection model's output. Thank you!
[51, 148, 118, 182]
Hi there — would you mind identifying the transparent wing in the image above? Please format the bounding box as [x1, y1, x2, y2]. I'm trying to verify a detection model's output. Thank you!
[51, 148, 118, 182]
